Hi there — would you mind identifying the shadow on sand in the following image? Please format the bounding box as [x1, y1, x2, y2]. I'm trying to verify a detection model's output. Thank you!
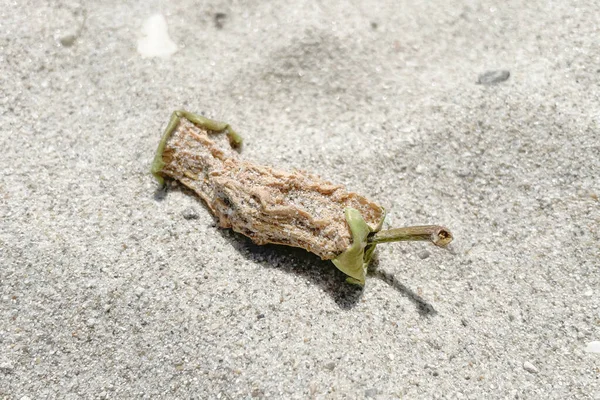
[155, 186, 436, 314]
[218, 226, 438, 315]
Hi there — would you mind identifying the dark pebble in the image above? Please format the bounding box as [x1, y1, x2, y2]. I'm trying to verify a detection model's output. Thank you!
[214, 13, 227, 29]
[182, 207, 199, 220]
[60, 33, 77, 47]
[477, 70, 510, 85]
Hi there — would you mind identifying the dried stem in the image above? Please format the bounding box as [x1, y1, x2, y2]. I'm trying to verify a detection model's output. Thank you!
[152, 110, 455, 284]
[368, 225, 453, 247]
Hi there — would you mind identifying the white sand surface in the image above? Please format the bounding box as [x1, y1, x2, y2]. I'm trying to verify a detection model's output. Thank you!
[1, 1, 599, 398]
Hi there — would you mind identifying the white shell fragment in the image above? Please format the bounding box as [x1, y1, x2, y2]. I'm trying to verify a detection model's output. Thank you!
[522, 361, 538, 374]
[584, 341, 600, 353]
[137, 14, 177, 58]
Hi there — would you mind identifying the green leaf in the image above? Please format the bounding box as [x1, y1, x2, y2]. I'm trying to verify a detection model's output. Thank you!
[331, 208, 380, 286]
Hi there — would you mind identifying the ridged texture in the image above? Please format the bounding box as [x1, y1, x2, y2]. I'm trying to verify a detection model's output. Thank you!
[158, 119, 384, 260]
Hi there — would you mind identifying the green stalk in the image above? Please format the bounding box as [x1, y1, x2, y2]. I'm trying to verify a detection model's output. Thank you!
[368, 225, 453, 247]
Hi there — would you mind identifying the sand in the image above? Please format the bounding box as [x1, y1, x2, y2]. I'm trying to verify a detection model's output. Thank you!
[1, 1, 599, 398]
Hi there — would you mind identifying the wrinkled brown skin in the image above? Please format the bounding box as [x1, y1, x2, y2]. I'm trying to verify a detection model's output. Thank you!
[154, 118, 385, 260]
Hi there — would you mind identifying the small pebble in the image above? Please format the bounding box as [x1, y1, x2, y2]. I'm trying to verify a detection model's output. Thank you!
[324, 362, 336, 371]
[365, 388, 378, 398]
[0, 361, 14, 373]
[477, 70, 510, 85]
[182, 207, 199, 220]
[584, 341, 600, 353]
[214, 13, 227, 29]
[59, 33, 77, 47]
[522, 361, 538, 373]
[418, 250, 431, 259]
[257, 313, 265, 319]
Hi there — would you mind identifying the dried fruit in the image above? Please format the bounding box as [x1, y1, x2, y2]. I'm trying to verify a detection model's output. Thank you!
[151, 111, 453, 285]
